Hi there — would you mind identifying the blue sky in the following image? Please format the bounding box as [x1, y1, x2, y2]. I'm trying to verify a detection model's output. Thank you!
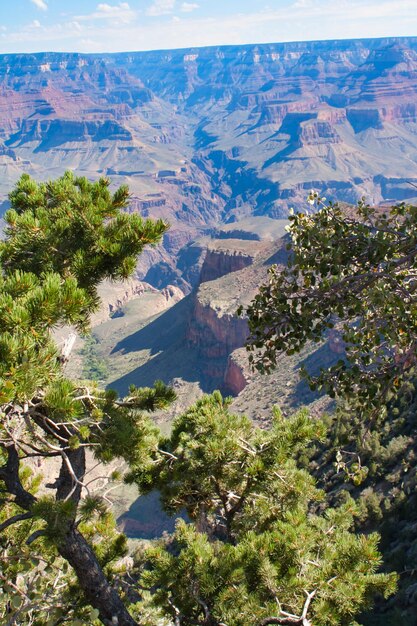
[0, 0, 416, 54]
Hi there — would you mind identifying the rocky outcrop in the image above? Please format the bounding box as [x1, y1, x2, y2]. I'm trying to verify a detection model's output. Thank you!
[7, 119, 132, 150]
[300, 120, 341, 145]
[128, 196, 166, 216]
[92, 279, 159, 325]
[187, 298, 248, 358]
[200, 247, 254, 283]
[176, 242, 208, 289]
[215, 229, 260, 241]
[186, 295, 250, 390]
[224, 352, 249, 395]
[184, 237, 280, 392]
[160, 284, 184, 303]
[181, 223, 300, 399]
[92, 279, 184, 326]
[163, 229, 196, 255]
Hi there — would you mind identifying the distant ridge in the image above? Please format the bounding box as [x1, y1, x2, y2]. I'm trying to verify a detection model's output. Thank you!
[2, 34, 417, 58]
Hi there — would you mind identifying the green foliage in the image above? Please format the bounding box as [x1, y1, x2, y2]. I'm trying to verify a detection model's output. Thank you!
[317, 383, 417, 624]
[0, 466, 82, 625]
[244, 197, 417, 414]
[93, 394, 162, 466]
[4, 172, 167, 306]
[0, 173, 172, 625]
[0, 172, 168, 403]
[81, 334, 109, 381]
[0, 175, 400, 626]
[243, 195, 417, 623]
[129, 393, 323, 524]
[127, 379, 177, 412]
[32, 497, 76, 542]
[78, 495, 110, 523]
[0, 270, 89, 401]
[130, 393, 396, 626]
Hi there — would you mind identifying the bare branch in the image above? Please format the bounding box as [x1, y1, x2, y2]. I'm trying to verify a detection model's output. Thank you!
[26, 529, 47, 545]
[0, 444, 37, 511]
[0, 512, 32, 533]
[258, 590, 316, 626]
[59, 332, 77, 364]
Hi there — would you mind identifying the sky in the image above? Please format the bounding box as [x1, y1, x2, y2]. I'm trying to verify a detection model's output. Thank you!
[0, 0, 416, 54]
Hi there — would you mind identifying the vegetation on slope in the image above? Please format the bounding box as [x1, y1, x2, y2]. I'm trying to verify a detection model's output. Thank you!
[0, 175, 397, 626]
[244, 193, 417, 623]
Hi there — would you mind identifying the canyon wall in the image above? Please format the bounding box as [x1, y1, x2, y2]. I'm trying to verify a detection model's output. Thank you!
[199, 248, 254, 283]
[224, 352, 249, 396]
[186, 299, 248, 359]
[2, 37, 417, 290]
[185, 236, 275, 391]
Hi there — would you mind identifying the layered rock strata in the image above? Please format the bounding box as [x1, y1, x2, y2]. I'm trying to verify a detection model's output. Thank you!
[2, 38, 417, 291]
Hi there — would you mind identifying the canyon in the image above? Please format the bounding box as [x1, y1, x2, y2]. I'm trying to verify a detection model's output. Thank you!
[79, 216, 327, 428]
[4, 37, 417, 622]
[4, 35, 417, 425]
[1, 37, 417, 293]
[12, 34, 413, 418]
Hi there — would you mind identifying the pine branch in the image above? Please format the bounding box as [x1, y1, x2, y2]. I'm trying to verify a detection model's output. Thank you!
[0, 511, 32, 532]
[0, 444, 37, 511]
[26, 529, 47, 545]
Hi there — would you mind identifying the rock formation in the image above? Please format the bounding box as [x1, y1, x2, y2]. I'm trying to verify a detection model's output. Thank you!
[2, 38, 417, 289]
[224, 352, 249, 396]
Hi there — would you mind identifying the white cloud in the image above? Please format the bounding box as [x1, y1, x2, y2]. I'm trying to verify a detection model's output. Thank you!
[287, 0, 417, 19]
[97, 2, 129, 14]
[75, 3, 136, 24]
[30, 20, 41, 28]
[79, 38, 101, 51]
[146, 0, 176, 17]
[30, 0, 48, 10]
[180, 2, 199, 12]
[2, 0, 417, 54]
[293, 0, 314, 7]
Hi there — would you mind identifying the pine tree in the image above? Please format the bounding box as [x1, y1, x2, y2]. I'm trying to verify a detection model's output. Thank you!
[129, 393, 396, 626]
[242, 194, 417, 623]
[0, 172, 172, 626]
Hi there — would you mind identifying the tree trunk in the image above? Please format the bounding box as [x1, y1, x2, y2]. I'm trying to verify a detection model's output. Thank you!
[56, 447, 139, 626]
[58, 526, 138, 626]
[1, 440, 140, 625]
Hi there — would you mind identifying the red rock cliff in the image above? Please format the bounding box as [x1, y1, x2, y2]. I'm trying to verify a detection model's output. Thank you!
[199, 247, 254, 283]
[187, 298, 248, 358]
[224, 352, 249, 395]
